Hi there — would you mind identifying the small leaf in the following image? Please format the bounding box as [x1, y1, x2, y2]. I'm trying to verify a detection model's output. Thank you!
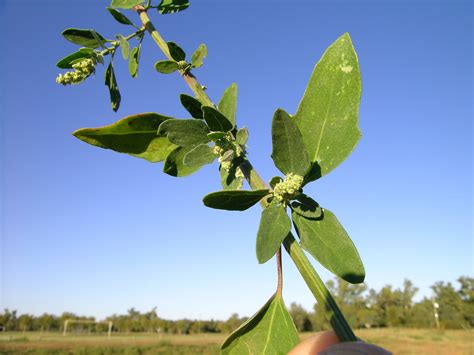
[164, 146, 206, 177]
[183, 144, 215, 167]
[180, 94, 203, 119]
[292, 209, 365, 284]
[207, 132, 226, 141]
[106, 7, 135, 26]
[72, 112, 177, 162]
[154, 60, 179, 74]
[104, 61, 121, 112]
[56, 51, 92, 69]
[110, 0, 144, 9]
[62, 28, 106, 49]
[191, 43, 207, 68]
[158, 0, 189, 14]
[220, 165, 243, 190]
[202, 106, 233, 132]
[236, 127, 248, 146]
[294, 33, 362, 182]
[271, 108, 310, 176]
[117, 34, 130, 59]
[290, 194, 322, 219]
[158, 119, 210, 147]
[217, 83, 237, 126]
[167, 41, 186, 61]
[256, 205, 291, 264]
[221, 293, 299, 354]
[269, 176, 283, 189]
[128, 46, 141, 78]
[203, 189, 269, 211]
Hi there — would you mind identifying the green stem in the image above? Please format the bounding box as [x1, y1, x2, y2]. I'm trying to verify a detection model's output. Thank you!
[134, 7, 356, 343]
[100, 30, 144, 57]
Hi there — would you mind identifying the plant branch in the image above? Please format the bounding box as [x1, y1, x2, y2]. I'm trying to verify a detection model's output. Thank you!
[134, 7, 356, 343]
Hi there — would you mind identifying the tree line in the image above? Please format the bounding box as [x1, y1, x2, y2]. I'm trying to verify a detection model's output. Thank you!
[1, 276, 472, 334]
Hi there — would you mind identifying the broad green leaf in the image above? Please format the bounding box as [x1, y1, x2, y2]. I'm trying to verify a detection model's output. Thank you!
[117, 34, 130, 59]
[110, 0, 144, 9]
[164, 146, 206, 177]
[220, 165, 243, 190]
[104, 61, 121, 112]
[290, 194, 322, 219]
[167, 41, 186, 61]
[56, 51, 92, 69]
[271, 109, 310, 176]
[221, 293, 299, 354]
[203, 189, 269, 211]
[158, 0, 189, 14]
[154, 60, 179, 74]
[217, 83, 237, 126]
[179, 94, 203, 119]
[191, 43, 207, 68]
[202, 106, 233, 132]
[158, 119, 210, 147]
[62, 28, 106, 49]
[292, 209, 365, 284]
[207, 132, 226, 141]
[106, 7, 135, 26]
[236, 127, 248, 146]
[294, 33, 362, 181]
[256, 205, 291, 264]
[128, 46, 141, 78]
[183, 144, 215, 167]
[72, 112, 177, 163]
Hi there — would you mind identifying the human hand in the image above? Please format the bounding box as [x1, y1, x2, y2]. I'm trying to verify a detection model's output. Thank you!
[289, 330, 392, 355]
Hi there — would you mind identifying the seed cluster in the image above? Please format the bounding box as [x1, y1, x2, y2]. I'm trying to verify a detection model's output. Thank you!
[56, 59, 95, 86]
[273, 173, 303, 203]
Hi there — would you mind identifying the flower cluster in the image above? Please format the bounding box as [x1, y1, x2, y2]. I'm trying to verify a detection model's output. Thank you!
[56, 58, 95, 86]
[273, 173, 304, 203]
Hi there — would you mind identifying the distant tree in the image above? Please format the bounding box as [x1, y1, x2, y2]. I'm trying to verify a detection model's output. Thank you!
[457, 276, 474, 327]
[289, 303, 313, 332]
[432, 281, 467, 329]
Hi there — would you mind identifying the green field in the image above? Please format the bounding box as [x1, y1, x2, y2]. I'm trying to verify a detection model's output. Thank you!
[0, 329, 472, 354]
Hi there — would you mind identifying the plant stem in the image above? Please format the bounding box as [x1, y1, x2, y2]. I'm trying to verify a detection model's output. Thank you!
[134, 7, 357, 342]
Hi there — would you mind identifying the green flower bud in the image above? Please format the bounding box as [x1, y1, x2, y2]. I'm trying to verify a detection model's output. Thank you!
[273, 173, 303, 203]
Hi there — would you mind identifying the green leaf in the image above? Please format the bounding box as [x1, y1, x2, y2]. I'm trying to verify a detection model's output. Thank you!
[117, 34, 130, 59]
[290, 194, 322, 219]
[191, 43, 207, 68]
[158, 119, 210, 147]
[154, 60, 179, 74]
[106, 7, 135, 26]
[158, 0, 189, 14]
[183, 144, 215, 167]
[179, 94, 203, 119]
[256, 205, 291, 264]
[269, 176, 283, 189]
[104, 61, 121, 112]
[164, 146, 206, 177]
[56, 51, 92, 69]
[220, 165, 243, 190]
[294, 33, 362, 181]
[62, 28, 106, 49]
[221, 293, 299, 354]
[72, 112, 177, 163]
[236, 127, 248, 146]
[128, 46, 141, 78]
[292, 209, 365, 284]
[203, 189, 269, 211]
[271, 108, 310, 176]
[202, 106, 233, 132]
[167, 41, 186, 61]
[207, 132, 227, 141]
[110, 0, 144, 9]
[217, 83, 237, 126]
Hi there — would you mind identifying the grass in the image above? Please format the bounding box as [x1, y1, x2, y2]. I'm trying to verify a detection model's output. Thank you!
[0, 328, 472, 354]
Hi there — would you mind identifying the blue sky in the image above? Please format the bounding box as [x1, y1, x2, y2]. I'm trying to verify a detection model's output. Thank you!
[1, 0, 472, 321]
